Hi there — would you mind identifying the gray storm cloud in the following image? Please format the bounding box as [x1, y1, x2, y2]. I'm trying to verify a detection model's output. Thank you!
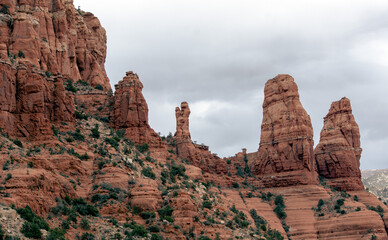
[75, 0, 388, 169]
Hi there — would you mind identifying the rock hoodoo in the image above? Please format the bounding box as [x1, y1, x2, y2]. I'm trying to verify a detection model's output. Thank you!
[174, 102, 227, 174]
[314, 97, 364, 191]
[251, 74, 318, 187]
[111, 71, 162, 147]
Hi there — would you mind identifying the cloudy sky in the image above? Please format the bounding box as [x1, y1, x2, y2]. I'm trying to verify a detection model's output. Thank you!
[74, 0, 388, 170]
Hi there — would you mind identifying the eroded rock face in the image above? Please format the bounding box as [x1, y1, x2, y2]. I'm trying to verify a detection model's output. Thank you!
[314, 97, 364, 191]
[174, 102, 227, 174]
[251, 74, 318, 187]
[111, 71, 163, 147]
[0, 0, 111, 139]
[171, 192, 198, 232]
[0, 0, 110, 89]
[0, 63, 74, 139]
[128, 179, 162, 212]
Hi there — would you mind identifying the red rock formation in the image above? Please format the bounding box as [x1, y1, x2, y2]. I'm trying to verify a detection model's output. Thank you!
[0, 63, 74, 139]
[174, 102, 227, 174]
[128, 179, 162, 212]
[314, 97, 364, 191]
[0, 0, 110, 89]
[170, 192, 198, 232]
[0, 0, 112, 139]
[251, 74, 318, 187]
[111, 71, 163, 147]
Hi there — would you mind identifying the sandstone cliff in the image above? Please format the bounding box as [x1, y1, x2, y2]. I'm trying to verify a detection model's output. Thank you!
[251, 74, 318, 187]
[0, 0, 111, 139]
[0, 0, 110, 89]
[315, 97, 364, 191]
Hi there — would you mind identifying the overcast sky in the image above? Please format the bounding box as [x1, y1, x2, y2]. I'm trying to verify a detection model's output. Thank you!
[74, 0, 388, 170]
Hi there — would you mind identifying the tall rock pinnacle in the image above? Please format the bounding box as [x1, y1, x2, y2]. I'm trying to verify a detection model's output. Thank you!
[175, 102, 191, 141]
[251, 74, 318, 187]
[174, 102, 227, 174]
[314, 97, 364, 191]
[111, 71, 162, 147]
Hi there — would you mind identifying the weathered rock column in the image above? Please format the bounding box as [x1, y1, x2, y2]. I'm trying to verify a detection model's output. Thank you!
[314, 97, 364, 191]
[252, 74, 318, 187]
[111, 71, 162, 147]
[174, 102, 227, 174]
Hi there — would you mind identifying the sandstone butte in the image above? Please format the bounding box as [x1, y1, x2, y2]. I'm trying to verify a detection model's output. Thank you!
[250, 74, 319, 187]
[0, 1, 387, 239]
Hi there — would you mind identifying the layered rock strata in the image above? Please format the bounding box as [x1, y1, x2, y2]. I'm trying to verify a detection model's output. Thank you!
[0, 0, 110, 89]
[174, 102, 227, 174]
[251, 74, 318, 187]
[0, 0, 112, 139]
[111, 71, 162, 147]
[315, 97, 364, 191]
[0, 63, 74, 139]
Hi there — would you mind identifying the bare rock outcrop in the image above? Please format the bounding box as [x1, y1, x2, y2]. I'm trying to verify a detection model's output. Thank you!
[251, 74, 318, 187]
[174, 102, 227, 174]
[0, 0, 110, 89]
[314, 97, 364, 191]
[111, 71, 163, 147]
[0, 63, 74, 139]
[0, 0, 112, 139]
[128, 179, 162, 212]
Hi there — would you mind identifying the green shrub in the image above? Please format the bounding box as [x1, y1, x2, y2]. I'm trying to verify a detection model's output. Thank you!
[65, 79, 77, 92]
[91, 124, 100, 139]
[27, 161, 34, 168]
[158, 205, 173, 221]
[250, 209, 266, 226]
[46, 228, 66, 240]
[151, 234, 163, 240]
[94, 84, 104, 91]
[202, 200, 212, 209]
[75, 111, 87, 120]
[275, 195, 285, 207]
[45, 71, 52, 78]
[131, 224, 147, 237]
[0, 5, 10, 14]
[233, 211, 249, 228]
[198, 236, 211, 240]
[140, 211, 156, 219]
[274, 205, 287, 219]
[18, 50, 25, 58]
[141, 167, 156, 179]
[105, 136, 120, 148]
[4, 173, 12, 182]
[368, 205, 385, 217]
[136, 143, 149, 153]
[80, 233, 95, 240]
[149, 225, 160, 232]
[337, 199, 345, 206]
[69, 129, 85, 141]
[0, 224, 4, 240]
[21, 222, 42, 238]
[17, 205, 49, 230]
[12, 139, 23, 148]
[353, 195, 359, 202]
[80, 217, 90, 230]
[76, 79, 89, 86]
